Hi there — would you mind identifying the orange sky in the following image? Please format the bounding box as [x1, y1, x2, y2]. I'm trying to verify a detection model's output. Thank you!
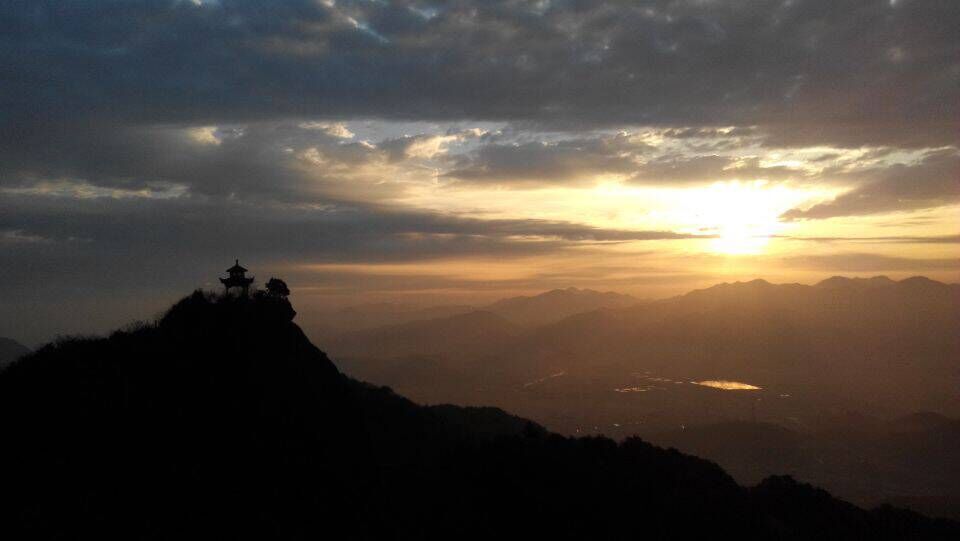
[1, 1, 958, 344]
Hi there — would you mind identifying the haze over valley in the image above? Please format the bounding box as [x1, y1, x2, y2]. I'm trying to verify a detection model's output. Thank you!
[324, 276, 960, 516]
[2, 0, 959, 537]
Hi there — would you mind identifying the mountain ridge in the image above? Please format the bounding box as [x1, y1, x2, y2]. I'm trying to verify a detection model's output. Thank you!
[1, 290, 956, 538]
[0, 337, 30, 369]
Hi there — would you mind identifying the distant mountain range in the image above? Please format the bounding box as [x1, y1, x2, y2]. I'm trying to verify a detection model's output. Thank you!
[310, 287, 638, 339]
[332, 277, 959, 411]
[328, 276, 960, 517]
[329, 310, 520, 360]
[0, 290, 955, 538]
[486, 286, 637, 326]
[325, 287, 636, 359]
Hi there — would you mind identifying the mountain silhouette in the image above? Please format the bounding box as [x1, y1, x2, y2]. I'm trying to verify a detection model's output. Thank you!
[329, 310, 519, 360]
[0, 336, 30, 369]
[328, 276, 960, 516]
[488, 276, 958, 403]
[310, 287, 638, 342]
[309, 302, 478, 339]
[325, 289, 640, 385]
[0, 290, 957, 539]
[485, 287, 638, 326]
[647, 415, 960, 518]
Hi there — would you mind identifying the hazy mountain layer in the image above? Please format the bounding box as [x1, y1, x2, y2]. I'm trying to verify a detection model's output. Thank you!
[310, 287, 639, 341]
[330, 276, 960, 517]
[1, 291, 955, 538]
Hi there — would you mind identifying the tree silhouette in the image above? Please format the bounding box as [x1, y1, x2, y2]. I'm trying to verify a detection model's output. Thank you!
[265, 277, 290, 298]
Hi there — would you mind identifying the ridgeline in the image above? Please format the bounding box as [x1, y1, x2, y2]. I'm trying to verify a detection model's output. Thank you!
[0, 291, 956, 539]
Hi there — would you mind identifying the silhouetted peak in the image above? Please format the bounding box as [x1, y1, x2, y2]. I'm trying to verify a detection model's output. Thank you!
[899, 276, 941, 287]
[815, 275, 897, 289]
[496, 287, 631, 302]
[0, 337, 30, 369]
[688, 278, 773, 297]
[816, 276, 855, 289]
[482, 287, 636, 326]
[2, 289, 958, 538]
[161, 289, 296, 328]
[492, 287, 634, 307]
[713, 278, 770, 289]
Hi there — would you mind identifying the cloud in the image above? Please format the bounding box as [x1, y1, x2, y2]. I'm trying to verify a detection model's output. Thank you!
[0, 191, 705, 289]
[444, 133, 646, 185]
[4, 0, 959, 342]
[379, 130, 480, 162]
[0, 120, 400, 203]
[299, 122, 355, 139]
[629, 155, 805, 184]
[782, 149, 960, 220]
[2, 0, 957, 148]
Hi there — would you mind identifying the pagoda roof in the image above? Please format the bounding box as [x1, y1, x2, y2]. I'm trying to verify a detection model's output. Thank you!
[220, 276, 254, 286]
[226, 259, 248, 273]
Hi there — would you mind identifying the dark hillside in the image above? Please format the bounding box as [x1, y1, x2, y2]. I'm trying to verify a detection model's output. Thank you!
[0, 336, 29, 368]
[0, 291, 955, 539]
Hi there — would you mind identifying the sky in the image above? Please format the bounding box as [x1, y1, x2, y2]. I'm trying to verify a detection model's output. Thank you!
[1, 0, 958, 345]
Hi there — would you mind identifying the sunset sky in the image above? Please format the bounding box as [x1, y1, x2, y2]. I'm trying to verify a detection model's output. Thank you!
[2, 0, 958, 344]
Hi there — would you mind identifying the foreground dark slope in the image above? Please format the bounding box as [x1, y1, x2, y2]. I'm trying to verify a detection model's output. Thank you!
[0, 336, 30, 368]
[0, 292, 955, 539]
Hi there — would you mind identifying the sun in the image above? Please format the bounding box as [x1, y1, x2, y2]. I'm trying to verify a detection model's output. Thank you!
[711, 221, 773, 255]
[685, 181, 794, 255]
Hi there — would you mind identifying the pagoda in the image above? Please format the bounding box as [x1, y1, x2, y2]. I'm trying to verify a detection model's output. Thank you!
[220, 259, 254, 296]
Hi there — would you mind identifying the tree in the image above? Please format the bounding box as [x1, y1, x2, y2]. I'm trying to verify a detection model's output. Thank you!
[265, 278, 290, 298]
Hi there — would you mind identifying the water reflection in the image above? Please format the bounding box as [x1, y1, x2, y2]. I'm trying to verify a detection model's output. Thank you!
[693, 380, 761, 390]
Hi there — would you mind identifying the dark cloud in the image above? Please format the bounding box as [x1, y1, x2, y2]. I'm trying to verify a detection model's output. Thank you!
[2, 0, 957, 147]
[782, 149, 960, 220]
[629, 155, 804, 184]
[0, 120, 389, 201]
[0, 191, 704, 287]
[0, 188, 707, 341]
[444, 133, 645, 185]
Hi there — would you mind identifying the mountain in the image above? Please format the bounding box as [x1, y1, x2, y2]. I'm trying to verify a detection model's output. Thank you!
[0, 337, 29, 368]
[327, 310, 519, 360]
[646, 414, 960, 519]
[311, 287, 637, 343]
[815, 275, 898, 290]
[330, 276, 960, 516]
[493, 276, 960, 409]
[333, 276, 960, 415]
[485, 287, 638, 326]
[323, 288, 639, 394]
[307, 302, 476, 339]
[1, 291, 955, 538]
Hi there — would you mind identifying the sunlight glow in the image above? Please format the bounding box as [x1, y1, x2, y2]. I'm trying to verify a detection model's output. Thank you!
[684, 181, 797, 255]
